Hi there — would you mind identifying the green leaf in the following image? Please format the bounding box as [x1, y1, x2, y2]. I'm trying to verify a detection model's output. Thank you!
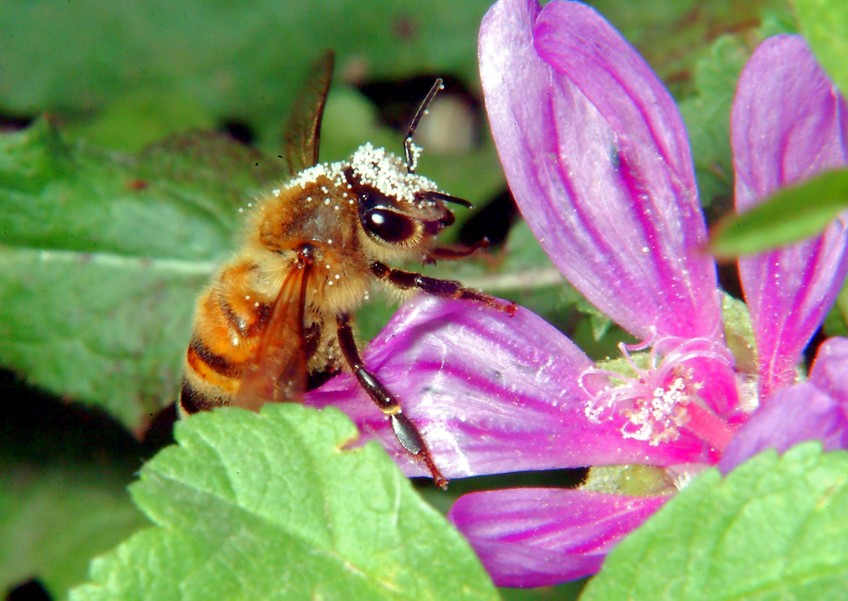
[679, 35, 750, 211]
[70, 405, 497, 601]
[823, 280, 848, 337]
[0, 462, 146, 600]
[710, 168, 848, 258]
[63, 91, 217, 152]
[500, 580, 585, 601]
[0, 120, 280, 430]
[721, 293, 758, 374]
[794, 0, 848, 97]
[583, 444, 848, 600]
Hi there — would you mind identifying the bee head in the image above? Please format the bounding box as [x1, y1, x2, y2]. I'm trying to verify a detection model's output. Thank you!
[345, 143, 469, 249]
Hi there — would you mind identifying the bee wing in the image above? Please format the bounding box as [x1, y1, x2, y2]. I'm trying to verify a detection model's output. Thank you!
[233, 261, 313, 410]
[283, 51, 335, 174]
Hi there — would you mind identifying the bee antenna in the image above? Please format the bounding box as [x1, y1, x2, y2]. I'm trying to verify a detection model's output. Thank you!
[403, 78, 444, 175]
[420, 190, 473, 209]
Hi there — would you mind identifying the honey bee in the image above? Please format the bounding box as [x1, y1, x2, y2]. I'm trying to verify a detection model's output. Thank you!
[179, 54, 514, 487]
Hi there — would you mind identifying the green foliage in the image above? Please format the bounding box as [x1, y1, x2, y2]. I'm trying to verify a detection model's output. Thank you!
[794, 0, 848, 97]
[823, 282, 848, 337]
[70, 405, 497, 601]
[679, 36, 750, 211]
[0, 0, 496, 150]
[722, 293, 758, 375]
[583, 444, 848, 600]
[0, 120, 279, 430]
[710, 169, 848, 258]
[0, 462, 146, 599]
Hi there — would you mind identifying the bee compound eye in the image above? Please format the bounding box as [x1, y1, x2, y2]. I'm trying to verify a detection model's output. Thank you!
[361, 208, 417, 244]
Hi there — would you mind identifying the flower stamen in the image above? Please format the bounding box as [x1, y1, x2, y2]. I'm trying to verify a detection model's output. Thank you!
[581, 335, 734, 448]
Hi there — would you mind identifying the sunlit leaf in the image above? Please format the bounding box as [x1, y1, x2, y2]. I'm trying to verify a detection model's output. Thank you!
[0, 120, 279, 431]
[70, 405, 497, 601]
[584, 444, 848, 600]
[710, 169, 848, 258]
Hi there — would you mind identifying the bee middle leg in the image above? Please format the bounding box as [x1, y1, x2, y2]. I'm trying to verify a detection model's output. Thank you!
[370, 261, 516, 314]
[336, 311, 448, 489]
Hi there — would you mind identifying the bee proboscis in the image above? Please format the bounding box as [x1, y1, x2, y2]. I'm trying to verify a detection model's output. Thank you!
[179, 53, 514, 487]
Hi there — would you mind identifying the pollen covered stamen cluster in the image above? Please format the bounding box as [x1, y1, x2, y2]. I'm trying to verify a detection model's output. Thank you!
[581, 336, 728, 446]
[619, 372, 699, 444]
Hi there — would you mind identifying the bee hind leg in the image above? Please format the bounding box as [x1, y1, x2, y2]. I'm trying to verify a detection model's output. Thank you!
[336, 311, 448, 489]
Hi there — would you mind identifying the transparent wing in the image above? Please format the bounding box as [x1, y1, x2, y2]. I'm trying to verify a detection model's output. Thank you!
[233, 260, 312, 410]
[283, 51, 335, 174]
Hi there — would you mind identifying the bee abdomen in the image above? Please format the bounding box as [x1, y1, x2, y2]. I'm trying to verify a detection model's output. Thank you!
[179, 262, 272, 414]
[186, 334, 242, 378]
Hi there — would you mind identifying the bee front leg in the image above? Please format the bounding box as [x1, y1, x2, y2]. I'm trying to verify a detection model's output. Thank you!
[370, 261, 516, 314]
[423, 237, 490, 264]
[336, 312, 448, 489]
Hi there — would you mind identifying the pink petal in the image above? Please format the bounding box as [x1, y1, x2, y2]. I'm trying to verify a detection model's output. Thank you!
[306, 297, 699, 479]
[718, 337, 848, 473]
[479, 0, 720, 341]
[717, 381, 847, 473]
[732, 35, 848, 399]
[810, 336, 848, 404]
[449, 488, 668, 586]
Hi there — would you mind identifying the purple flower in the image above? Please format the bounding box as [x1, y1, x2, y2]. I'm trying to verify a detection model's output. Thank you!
[307, 0, 848, 587]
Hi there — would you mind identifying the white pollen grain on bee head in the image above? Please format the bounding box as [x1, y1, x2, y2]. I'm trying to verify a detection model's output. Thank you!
[349, 142, 439, 205]
[327, 239, 333, 244]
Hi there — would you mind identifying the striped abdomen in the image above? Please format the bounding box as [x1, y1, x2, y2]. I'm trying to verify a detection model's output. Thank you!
[179, 260, 272, 414]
